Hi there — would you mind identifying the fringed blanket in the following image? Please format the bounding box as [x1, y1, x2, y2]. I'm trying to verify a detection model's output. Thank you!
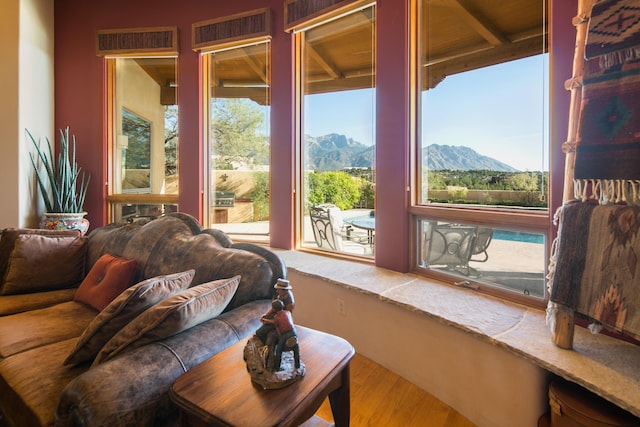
[550, 202, 640, 340]
[574, 0, 640, 205]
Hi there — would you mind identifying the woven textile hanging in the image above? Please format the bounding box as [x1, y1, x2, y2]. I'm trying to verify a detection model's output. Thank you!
[574, 0, 640, 205]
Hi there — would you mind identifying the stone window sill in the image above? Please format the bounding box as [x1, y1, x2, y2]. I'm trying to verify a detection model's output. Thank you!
[274, 249, 640, 418]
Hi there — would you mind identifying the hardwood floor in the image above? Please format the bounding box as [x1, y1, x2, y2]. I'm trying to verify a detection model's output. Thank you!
[0, 354, 475, 427]
[314, 353, 477, 427]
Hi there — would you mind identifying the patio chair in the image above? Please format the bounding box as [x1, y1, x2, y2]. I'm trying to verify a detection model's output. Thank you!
[310, 204, 374, 254]
[423, 222, 478, 276]
[470, 227, 493, 263]
[309, 204, 346, 251]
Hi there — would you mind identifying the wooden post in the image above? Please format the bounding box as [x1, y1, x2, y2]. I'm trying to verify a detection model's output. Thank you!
[551, 305, 575, 349]
[562, 0, 598, 203]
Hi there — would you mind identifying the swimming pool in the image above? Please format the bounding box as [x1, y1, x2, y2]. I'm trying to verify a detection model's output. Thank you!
[493, 229, 545, 244]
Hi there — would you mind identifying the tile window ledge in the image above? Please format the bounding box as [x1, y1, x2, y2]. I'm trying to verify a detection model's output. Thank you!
[274, 249, 640, 418]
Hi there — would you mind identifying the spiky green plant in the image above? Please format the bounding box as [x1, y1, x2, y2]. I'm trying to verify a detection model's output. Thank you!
[27, 127, 91, 213]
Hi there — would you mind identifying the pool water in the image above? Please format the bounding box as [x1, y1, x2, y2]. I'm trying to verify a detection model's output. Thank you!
[493, 230, 544, 244]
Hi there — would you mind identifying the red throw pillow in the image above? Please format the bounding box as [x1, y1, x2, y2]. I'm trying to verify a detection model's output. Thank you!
[74, 254, 138, 311]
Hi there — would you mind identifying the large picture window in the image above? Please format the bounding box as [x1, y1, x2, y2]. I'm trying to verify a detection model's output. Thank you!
[413, 0, 549, 302]
[297, 3, 376, 258]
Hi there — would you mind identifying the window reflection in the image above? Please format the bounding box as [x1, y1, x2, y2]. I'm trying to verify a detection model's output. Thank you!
[116, 203, 178, 224]
[418, 220, 546, 298]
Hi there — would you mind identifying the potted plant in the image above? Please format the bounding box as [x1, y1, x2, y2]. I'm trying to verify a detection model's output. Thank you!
[27, 127, 91, 234]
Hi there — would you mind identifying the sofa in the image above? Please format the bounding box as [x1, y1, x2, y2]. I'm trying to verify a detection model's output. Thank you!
[0, 213, 286, 427]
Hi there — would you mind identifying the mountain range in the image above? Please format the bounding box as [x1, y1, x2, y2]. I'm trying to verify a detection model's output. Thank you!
[305, 133, 518, 172]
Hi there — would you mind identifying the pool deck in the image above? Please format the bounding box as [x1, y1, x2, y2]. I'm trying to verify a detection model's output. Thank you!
[214, 209, 547, 297]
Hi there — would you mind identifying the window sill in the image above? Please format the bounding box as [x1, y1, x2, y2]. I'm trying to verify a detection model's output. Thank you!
[274, 249, 640, 418]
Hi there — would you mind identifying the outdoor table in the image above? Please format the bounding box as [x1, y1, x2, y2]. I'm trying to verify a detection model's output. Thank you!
[344, 215, 375, 244]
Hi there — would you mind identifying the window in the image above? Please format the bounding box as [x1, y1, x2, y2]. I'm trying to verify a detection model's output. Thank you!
[107, 56, 179, 223]
[202, 41, 271, 242]
[413, 0, 549, 302]
[297, 3, 376, 258]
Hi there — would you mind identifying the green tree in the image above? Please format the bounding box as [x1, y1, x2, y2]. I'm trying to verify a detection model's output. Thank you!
[307, 171, 361, 210]
[164, 105, 178, 175]
[250, 171, 270, 221]
[211, 98, 269, 169]
[359, 180, 375, 208]
[507, 172, 539, 191]
[122, 109, 151, 169]
[448, 186, 468, 199]
[425, 170, 446, 190]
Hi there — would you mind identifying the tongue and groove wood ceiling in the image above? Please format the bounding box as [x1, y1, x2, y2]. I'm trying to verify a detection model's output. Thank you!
[136, 0, 547, 105]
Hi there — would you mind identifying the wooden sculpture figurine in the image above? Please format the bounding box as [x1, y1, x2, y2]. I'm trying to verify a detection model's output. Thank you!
[243, 279, 305, 389]
[255, 278, 295, 344]
[263, 299, 300, 371]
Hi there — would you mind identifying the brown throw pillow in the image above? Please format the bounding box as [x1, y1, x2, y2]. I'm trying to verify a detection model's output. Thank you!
[64, 269, 196, 366]
[0, 228, 81, 292]
[92, 275, 241, 366]
[74, 253, 139, 311]
[1, 234, 87, 295]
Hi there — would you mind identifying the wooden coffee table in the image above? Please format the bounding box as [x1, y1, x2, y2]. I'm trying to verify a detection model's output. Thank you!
[170, 326, 355, 427]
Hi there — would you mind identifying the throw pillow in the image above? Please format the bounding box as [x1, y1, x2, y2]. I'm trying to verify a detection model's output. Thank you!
[92, 275, 241, 366]
[74, 254, 139, 311]
[0, 228, 81, 288]
[64, 269, 196, 366]
[1, 234, 87, 295]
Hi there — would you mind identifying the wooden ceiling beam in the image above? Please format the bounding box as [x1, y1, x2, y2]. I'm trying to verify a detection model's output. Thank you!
[210, 87, 269, 105]
[240, 47, 268, 84]
[447, 0, 510, 46]
[135, 59, 175, 87]
[424, 28, 544, 66]
[305, 74, 374, 94]
[423, 35, 545, 89]
[306, 42, 343, 80]
[304, 10, 372, 44]
[306, 63, 373, 83]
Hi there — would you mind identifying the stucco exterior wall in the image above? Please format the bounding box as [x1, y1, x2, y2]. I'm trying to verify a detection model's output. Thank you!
[0, 0, 54, 228]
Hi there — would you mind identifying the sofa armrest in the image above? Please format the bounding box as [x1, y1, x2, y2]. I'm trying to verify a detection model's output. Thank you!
[55, 300, 268, 427]
[56, 341, 185, 427]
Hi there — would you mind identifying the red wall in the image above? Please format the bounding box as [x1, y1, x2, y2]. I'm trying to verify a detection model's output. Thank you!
[54, 0, 291, 232]
[375, 0, 411, 271]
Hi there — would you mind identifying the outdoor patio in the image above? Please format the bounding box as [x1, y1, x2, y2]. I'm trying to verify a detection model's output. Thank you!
[213, 209, 547, 298]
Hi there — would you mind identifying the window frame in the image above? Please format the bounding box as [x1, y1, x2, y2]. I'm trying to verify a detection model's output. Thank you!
[105, 55, 180, 223]
[199, 38, 272, 240]
[409, 0, 551, 308]
[293, 1, 377, 259]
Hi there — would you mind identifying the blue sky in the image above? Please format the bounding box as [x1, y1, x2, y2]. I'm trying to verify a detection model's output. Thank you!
[304, 55, 549, 172]
[304, 88, 376, 147]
